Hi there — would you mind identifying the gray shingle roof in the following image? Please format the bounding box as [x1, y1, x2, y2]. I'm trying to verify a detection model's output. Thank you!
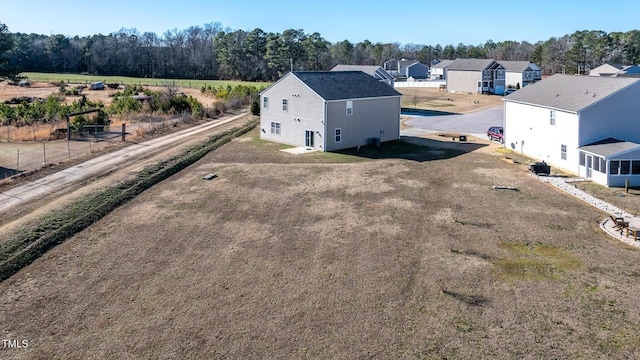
[431, 59, 454, 69]
[498, 61, 533, 72]
[448, 58, 496, 71]
[504, 74, 640, 112]
[579, 138, 640, 158]
[330, 65, 394, 81]
[292, 71, 400, 100]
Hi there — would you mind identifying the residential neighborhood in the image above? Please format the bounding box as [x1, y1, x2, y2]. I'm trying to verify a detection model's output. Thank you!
[4, 5, 640, 358]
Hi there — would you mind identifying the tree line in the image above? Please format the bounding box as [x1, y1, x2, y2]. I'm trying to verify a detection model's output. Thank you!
[2, 21, 640, 82]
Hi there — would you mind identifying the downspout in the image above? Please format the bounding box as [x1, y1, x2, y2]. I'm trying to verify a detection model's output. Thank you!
[323, 101, 327, 151]
[397, 96, 401, 140]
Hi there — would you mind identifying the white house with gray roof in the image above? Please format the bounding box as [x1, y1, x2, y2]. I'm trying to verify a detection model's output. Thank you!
[429, 59, 454, 80]
[260, 71, 402, 152]
[504, 74, 640, 187]
[589, 63, 629, 77]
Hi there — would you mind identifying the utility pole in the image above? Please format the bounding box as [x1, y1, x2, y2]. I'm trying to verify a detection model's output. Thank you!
[290, 58, 293, 72]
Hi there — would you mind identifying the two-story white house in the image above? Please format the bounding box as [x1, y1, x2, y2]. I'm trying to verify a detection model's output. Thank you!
[504, 74, 640, 187]
[260, 71, 402, 152]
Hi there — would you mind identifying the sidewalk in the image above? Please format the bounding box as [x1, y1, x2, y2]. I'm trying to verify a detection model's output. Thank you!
[534, 174, 639, 248]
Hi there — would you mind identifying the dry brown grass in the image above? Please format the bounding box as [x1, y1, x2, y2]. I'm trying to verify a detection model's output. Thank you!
[2, 129, 640, 359]
[397, 87, 504, 114]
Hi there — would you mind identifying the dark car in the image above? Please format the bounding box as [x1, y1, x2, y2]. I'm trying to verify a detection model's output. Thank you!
[487, 126, 504, 143]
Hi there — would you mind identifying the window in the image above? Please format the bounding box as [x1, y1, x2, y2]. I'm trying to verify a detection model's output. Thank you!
[621, 161, 631, 175]
[270, 122, 281, 135]
[335, 128, 342, 143]
[561, 144, 567, 160]
[579, 152, 585, 166]
[593, 156, 600, 172]
[550, 110, 556, 126]
[282, 99, 288, 111]
[263, 96, 269, 108]
[346, 101, 353, 115]
[610, 161, 620, 175]
[632, 161, 640, 175]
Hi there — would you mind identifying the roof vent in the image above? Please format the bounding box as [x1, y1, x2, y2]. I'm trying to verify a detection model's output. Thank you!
[556, 93, 559, 97]
[593, 92, 597, 97]
[585, 89, 589, 94]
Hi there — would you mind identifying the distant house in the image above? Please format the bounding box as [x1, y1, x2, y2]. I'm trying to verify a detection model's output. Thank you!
[497, 61, 542, 90]
[446, 58, 505, 94]
[589, 63, 628, 77]
[504, 74, 640, 187]
[383, 59, 399, 75]
[429, 59, 454, 80]
[331, 65, 395, 87]
[397, 59, 418, 77]
[385, 59, 428, 78]
[405, 62, 430, 80]
[612, 66, 640, 78]
[260, 71, 402, 152]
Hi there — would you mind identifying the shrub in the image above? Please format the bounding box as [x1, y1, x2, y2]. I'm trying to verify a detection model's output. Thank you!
[251, 99, 260, 115]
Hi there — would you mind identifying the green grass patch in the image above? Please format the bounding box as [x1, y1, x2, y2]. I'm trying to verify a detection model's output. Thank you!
[493, 242, 583, 281]
[20, 72, 271, 89]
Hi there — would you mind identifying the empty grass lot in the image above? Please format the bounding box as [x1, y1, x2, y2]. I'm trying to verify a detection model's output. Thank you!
[1, 130, 640, 359]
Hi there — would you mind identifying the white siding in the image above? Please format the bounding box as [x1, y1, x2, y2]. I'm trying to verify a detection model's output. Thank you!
[505, 72, 523, 89]
[578, 82, 640, 145]
[504, 101, 580, 174]
[260, 74, 325, 149]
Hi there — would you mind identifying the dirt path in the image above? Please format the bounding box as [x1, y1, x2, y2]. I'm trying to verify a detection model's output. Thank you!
[0, 111, 251, 231]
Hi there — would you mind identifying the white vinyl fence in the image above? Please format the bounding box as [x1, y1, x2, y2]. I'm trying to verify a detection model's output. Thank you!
[394, 80, 446, 88]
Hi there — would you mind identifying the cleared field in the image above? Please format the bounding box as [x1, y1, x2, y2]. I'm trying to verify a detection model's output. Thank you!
[1, 130, 640, 359]
[19, 72, 271, 89]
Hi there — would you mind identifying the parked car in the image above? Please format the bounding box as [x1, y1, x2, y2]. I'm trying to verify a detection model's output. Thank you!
[504, 88, 517, 95]
[487, 126, 504, 143]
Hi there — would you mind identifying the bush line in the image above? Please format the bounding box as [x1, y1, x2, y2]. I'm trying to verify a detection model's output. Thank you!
[0, 119, 257, 281]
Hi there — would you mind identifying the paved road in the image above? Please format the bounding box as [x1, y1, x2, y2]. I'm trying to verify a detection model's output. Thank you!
[0, 111, 248, 213]
[404, 105, 503, 139]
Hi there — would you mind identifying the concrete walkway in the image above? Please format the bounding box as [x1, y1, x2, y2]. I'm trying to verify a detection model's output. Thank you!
[534, 174, 639, 248]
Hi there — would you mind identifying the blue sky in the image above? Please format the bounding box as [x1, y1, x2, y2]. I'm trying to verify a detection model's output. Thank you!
[3, 0, 640, 46]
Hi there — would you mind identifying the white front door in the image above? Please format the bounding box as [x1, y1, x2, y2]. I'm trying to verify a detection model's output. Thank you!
[586, 155, 593, 178]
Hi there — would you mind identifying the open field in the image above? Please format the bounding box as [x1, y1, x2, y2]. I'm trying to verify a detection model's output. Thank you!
[0, 79, 255, 108]
[19, 72, 271, 89]
[2, 130, 640, 358]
